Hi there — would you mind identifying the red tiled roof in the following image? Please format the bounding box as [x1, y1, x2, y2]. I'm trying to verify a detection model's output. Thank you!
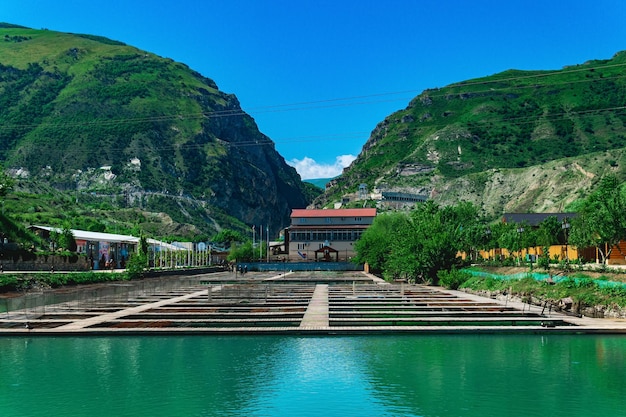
[288, 225, 370, 230]
[290, 208, 377, 218]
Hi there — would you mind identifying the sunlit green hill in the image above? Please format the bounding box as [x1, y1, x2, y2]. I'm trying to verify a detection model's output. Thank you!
[321, 51, 626, 216]
[0, 24, 318, 239]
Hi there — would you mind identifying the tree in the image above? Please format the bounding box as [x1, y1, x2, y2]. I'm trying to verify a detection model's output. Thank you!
[126, 234, 149, 279]
[213, 229, 246, 246]
[139, 234, 149, 255]
[353, 212, 408, 273]
[385, 201, 468, 283]
[483, 221, 508, 261]
[227, 241, 254, 262]
[0, 168, 14, 200]
[59, 225, 77, 252]
[452, 201, 483, 261]
[569, 175, 626, 264]
[497, 221, 530, 265]
[536, 215, 562, 268]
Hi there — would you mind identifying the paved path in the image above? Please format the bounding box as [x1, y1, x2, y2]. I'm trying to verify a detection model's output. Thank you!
[299, 284, 329, 328]
[55, 287, 219, 331]
[263, 271, 295, 281]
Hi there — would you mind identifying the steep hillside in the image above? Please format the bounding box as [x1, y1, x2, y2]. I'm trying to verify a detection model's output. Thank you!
[0, 24, 317, 237]
[320, 51, 626, 217]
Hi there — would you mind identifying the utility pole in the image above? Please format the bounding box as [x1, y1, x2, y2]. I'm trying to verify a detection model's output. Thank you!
[266, 225, 270, 263]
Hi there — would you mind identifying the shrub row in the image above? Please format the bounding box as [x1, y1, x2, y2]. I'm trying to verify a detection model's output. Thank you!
[0, 271, 130, 293]
[459, 273, 626, 308]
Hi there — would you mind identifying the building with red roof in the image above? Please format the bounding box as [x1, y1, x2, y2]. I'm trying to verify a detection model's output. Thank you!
[286, 208, 376, 261]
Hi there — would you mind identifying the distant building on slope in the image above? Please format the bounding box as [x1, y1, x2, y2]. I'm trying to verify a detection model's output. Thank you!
[380, 191, 428, 209]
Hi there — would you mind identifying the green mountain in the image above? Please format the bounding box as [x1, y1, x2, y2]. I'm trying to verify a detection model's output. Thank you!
[320, 51, 626, 216]
[304, 178, 332, 189]
[0, 24, 319, 238]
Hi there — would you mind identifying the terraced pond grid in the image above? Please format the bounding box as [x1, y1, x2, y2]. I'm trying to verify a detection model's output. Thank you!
[1, 271, 625, 334]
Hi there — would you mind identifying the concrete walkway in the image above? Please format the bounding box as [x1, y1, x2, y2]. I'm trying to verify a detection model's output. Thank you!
[299, 284, 329, 328]
[55, 287, 220, 331]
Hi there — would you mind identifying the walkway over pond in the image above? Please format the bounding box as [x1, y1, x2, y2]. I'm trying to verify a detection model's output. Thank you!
[1, 271, 625, 335]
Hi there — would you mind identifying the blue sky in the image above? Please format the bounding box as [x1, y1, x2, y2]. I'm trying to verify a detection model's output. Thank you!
[3, 1, 626, 179]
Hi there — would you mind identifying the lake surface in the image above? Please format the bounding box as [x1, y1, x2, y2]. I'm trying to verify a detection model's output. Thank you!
[1, 335, 625, 416]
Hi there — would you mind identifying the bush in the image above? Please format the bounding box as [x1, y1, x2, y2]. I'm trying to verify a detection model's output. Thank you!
[125, 252, 147, 279]
[0, 274, 20, 292]
[0, 272, 129, 293]
[438, 268, 472, 290]
[537, 255, 550, 270]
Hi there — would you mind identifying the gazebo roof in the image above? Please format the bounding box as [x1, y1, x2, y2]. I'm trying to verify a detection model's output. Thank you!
[314, 245, 338, 253]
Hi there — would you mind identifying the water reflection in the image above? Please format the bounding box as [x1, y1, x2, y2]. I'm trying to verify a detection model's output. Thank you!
[240, 337, 411, 416]
[1, 335, 625, 417]
[354, 335, 626, 417]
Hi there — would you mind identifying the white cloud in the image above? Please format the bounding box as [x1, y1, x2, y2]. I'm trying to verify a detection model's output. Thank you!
[288, 154, 357, 180]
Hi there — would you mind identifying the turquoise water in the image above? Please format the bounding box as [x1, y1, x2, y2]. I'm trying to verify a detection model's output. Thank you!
[1, 335, 625, 416]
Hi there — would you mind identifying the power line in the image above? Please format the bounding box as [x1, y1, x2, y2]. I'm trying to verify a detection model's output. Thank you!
[0, 60, 624, 152]
[445, 61, 626, 89]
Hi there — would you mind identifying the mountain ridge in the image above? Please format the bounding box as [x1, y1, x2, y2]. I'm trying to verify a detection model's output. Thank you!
[318, 51, 626, 216]
[0, 24, 318, 238]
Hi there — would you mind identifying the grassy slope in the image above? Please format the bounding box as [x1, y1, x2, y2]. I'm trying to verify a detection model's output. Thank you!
[0, 28, 221, 238]
[0, 27, 215, 170]
[323, 52, 626, 215]
[0, 26, 316, 240]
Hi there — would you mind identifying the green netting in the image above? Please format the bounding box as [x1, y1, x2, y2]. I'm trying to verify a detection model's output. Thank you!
[467, 269, 626, 289]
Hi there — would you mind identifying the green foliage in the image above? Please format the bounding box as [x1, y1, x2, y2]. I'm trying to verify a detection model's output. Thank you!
[74, 34, 126, 46]
[0, 274, 19, 292]
[212, 229, 246, 245]
[0, 212, 46, 249]
[57, 225, 77, 252]
[0, 167, 14, 198]
[326, 52, 626, 206]
[353, 211, 408, 273]
[0, 272, 129, 292]
[569, 175, 626, 263]
[461, 275, 502, 291]
[357, 201, 479, 282]
[0, 26, 313, 240]
[301, 182, 324, 201]
[139, 234, 148, 256]
[537, 250, 550, 270]
[438, 268, 472, 290]
[125, 251, 147, 280]
[228, 241, 254, 262]
[460, 270, 626, 308]
[537, 216, 563, 247]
